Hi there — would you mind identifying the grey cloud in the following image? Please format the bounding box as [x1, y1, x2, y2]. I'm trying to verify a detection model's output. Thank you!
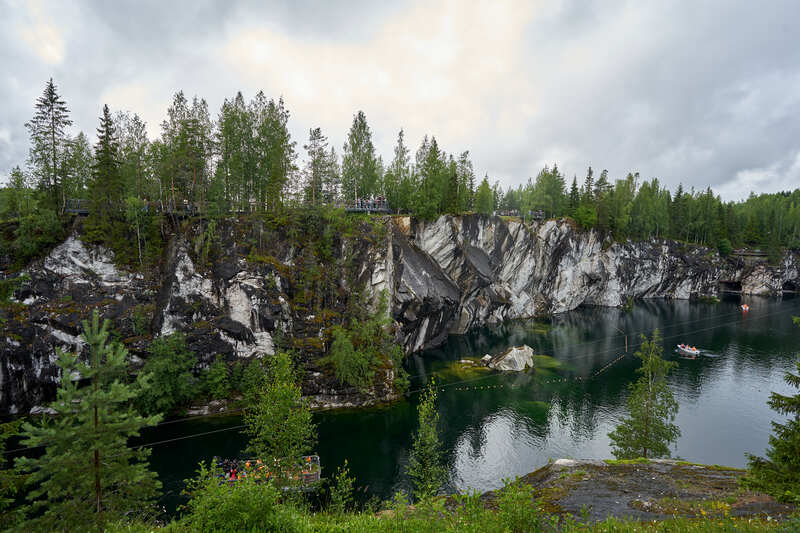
[1, 0, 799, 201]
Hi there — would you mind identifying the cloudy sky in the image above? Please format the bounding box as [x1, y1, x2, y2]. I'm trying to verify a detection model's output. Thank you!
[1, 0, 799, 200]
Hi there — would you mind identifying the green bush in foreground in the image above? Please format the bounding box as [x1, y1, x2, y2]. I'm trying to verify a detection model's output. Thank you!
[172, 462, 309, 533]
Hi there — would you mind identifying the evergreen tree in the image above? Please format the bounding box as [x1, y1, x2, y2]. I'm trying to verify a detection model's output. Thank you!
[341, 111, 378, 204]
[385, 129, 411, 212]
[582, 166, 594, 204]
[568, 176, 580, 213]
[15, 310, 161, 531]
[608, 330, 680, 459]
[244, 352, 316, 474]
[443, 155, 459, 214]
[86, 105, 123, 242]
[0, 421, 23, 529]
[302, 127, 329, 206]
[741, 317, 800, 502]
[475, 176, 494, 215]
[456, 150, 474, 212]
[25, 78, 73, 212]
[412, 136, 446, 219]
[406, 381, 446, 500]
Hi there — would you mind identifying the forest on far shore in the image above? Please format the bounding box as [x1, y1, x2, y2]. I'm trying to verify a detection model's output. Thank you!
[3, 78, 800, 270]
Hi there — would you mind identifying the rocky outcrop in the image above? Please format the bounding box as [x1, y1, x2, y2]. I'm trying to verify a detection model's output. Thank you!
[1, 214, 797, 414]
[486, 345, 534, 371]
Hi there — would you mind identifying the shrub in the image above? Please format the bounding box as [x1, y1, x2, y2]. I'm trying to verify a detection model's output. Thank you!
[202, 356, 231, 400]
[12, 209, 65, 265]
[178, 462, 307, 533]
[328, 326, 373, 391]
[717, 238, 733, 257]
[136, 333, 197, 416]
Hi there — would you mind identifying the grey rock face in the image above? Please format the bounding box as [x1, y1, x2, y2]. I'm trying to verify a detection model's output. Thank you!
[488, 345, 534, 371]
[2, 214, 797, 414]
[390, 215, 798, 353]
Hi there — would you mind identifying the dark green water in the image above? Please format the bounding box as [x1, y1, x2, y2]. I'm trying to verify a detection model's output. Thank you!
[145, 295, 800, 513]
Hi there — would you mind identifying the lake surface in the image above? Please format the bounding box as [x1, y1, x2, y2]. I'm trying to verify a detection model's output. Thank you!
[145, 295, 800, 513]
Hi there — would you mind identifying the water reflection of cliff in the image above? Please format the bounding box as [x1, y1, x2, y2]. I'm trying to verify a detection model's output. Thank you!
[420, 296, 800, 493]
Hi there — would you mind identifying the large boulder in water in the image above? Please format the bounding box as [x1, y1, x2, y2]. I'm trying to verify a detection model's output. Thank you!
[488, 345, 534, 371]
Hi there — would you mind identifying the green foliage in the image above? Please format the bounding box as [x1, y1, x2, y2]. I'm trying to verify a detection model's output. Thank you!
[573, 204, 597, 229]
[85, 104, 124, 243]
[136, 333, 197, 416]
[717, 237, 733, 257]
[239, 358, 268, 401]
[342, 111, 379, 203]
[244, 352, 317, 469]
[11, 208, 65, 265]
[0, 420, 24, 529]
[328, 326, 374, 391]
[15, 310, 161, 531]
[323, 291, 408, 393]
[741, 317, 800, 503]
[474, 176, 494, 215]
[193, 219, 217, 266]
[328, 459, 356, 516]
[0, 166, 35, 220]
[608, 330, 680, 459]
[202, 355, 231, 400]
[406, 381, 446, 501]
[130, 303, 154, 336]
[178, 461, 307, 533]
[25, 78, 73, 212]
[0, 274, 29, 303]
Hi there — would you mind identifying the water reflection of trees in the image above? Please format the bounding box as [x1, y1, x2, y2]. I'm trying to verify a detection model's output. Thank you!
[416, 296, 800, 494]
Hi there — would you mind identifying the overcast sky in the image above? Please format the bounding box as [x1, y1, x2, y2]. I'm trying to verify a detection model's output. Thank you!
[2, 0, 799, 200]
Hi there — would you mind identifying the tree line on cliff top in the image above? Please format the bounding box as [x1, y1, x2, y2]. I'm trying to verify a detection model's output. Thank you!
[3, 78, 800, 263]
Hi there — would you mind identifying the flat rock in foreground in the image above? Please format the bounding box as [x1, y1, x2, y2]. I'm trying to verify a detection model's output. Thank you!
[500, 459, 796, 523]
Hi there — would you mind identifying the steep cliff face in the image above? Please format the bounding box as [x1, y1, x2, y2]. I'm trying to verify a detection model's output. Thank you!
[1, 214, 797, 414]
[391, 215, 797, 353]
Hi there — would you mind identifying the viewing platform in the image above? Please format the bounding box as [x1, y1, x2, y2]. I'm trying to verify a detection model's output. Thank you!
[345, 199, 391, 214]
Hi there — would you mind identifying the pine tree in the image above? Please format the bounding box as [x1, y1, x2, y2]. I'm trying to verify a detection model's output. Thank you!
[568, 176, 580, 213]
[582, 166, 594, 205]
[406, 381, 446, 500]
[86, 105, 123, 242]
[385, 129, 410, 213]
[244, 352, 316, 476]
[25, 78, 73, 212]
[15, 310, 161, 531]
[608, 330, 680, 459]
[741, 317, 800, 502]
